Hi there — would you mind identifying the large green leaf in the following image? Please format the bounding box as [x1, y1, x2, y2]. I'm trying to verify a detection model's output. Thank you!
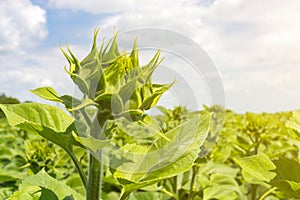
[0, 103, 74, 132]
[269, 158, 300, 198]
[111, 112, 211, 194]
[234, 153, 276, 183]
[0, 103, 78, 150]
[9, 169, 84, 200]
[140, 113, 210, 182]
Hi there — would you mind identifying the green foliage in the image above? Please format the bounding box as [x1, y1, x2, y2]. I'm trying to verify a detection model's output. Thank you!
[0, 93, 20, 118]
[211, 110, 297, 162]
[235, 153, 300, 199]
[2, 104, 300, 199]
[0, 103, 74, 132]
[271, 158, 300, 198]
[2, 28, 300, 200]
[0, 118, 85, 199]
[8, 169, 84, 200]
[111, 113, 210, 198]
[234, 153, 276, 183]
[0, 103, 81, 153]
[286, 110, 300, 138]
[128, 191, 169, 200]
[0, 93, 20, 104]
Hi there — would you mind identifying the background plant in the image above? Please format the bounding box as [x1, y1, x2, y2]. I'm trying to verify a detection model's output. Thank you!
[2, 102, 300, 199]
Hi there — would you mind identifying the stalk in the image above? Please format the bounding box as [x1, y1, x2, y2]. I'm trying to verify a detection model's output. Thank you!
[120, 189, 131, 200]
[187, 164, 199, 200]
[160, 189, 174, 198]
[171, 176, 177, 194]
[251, 184, 258, 200]
[258, 187, 277, 200]
[86, 153, 102, 200]
[86, 111, 108, 200]
[65, 147, 87, 189]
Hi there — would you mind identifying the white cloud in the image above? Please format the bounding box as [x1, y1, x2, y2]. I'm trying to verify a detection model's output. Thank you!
[197, 0, 300, 112]
[46, 0, 134, 13]
[4, 0, 300, 111]
[74, 0, 300, 111]
[199, 0, 300, 69]
[0, 0, 47, 52]
[0, 47, 75, 102]
[99, 0, 204, 37]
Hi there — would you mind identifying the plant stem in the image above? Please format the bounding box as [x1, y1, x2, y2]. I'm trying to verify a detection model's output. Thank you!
[171, 176, 177, 194]
[160, 189, 174, 198]
[86, 152, 102, 200]
[86, 111, 107, 200]
[120, 189, 131, 200]
[258, 187, 277, 200]
[187, 165, 199, 200]
[251, 184, 258, 200]
[66, 147, 87, 189]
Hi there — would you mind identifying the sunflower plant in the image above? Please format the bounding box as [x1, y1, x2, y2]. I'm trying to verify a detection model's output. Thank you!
[1, 29, 210, 200]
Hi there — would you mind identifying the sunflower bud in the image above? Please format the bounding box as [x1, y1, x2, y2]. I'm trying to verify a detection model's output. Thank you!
[61, 29, 174, 120]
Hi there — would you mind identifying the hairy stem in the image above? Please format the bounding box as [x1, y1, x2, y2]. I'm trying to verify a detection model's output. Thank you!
[86, 153, 102, 200]
[86, 111, 107, 200]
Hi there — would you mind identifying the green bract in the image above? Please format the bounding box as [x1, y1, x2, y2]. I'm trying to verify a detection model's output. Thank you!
[61, 29, 174, 120]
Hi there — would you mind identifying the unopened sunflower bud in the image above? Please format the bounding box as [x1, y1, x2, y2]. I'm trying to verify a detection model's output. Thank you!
[61, 28, 174, 120]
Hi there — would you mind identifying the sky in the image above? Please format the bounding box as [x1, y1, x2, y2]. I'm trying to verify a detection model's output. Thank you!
[0, 0, 300, 113]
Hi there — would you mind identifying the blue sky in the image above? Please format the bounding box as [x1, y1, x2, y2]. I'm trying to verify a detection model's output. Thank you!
[1, 0, 300, 113]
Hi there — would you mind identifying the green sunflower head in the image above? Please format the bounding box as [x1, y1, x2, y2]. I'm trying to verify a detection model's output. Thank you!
[61, 29, 174, 120]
